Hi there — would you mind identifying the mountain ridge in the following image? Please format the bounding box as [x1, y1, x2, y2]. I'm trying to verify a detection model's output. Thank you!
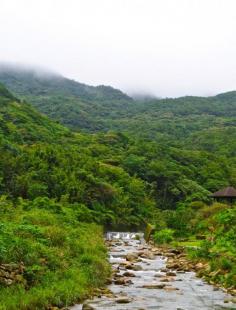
[0, 64, 236, 138]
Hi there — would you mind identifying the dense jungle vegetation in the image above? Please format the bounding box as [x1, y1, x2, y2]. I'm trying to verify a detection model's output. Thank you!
[0, 66, 236, 308]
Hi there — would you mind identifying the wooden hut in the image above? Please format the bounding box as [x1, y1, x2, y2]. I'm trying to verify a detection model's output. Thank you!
[210, 186, 236, 204]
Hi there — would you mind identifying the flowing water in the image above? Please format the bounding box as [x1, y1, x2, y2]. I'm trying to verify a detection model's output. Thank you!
[71, 232, 236, 310]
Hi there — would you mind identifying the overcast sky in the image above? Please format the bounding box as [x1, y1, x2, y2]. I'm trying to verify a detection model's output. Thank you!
[0, 0, 236, 97]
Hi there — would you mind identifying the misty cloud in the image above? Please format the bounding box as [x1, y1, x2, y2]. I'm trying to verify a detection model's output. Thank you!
[0, 0, 236, 97]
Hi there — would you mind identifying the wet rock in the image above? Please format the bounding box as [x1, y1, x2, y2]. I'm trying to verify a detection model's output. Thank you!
[123, 271, 135, 277]
[114, 271, 123, 278]
[224, 297, 236, 303]
[165, 253, 176, 258]
[164, 286, 180, 291]
[140, 252, 155, 260]
[138, 245, 149, 250]
[101, 288, 115, 298]
[160, 276, 174, 282]
[166, 271, 176, 276]
[112, 248, 123, 252]
[169, 248, 183, 255]
[114, 278, 126, 285]
[116, 297, 132, 303]
[126, 253, 138, 262]
[128, 264, 143, 271]
[230, 289, 236, 296]
[82, 304, 95, 310]
[120, 261, 132, 268]
[166, 263, 181, 269]
[160, 268, 168, 272]
[114, 277, 132, 285]
[142, 283, 166, 289]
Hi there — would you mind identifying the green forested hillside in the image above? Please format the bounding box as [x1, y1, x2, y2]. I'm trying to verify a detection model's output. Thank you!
[0, 85, 142, 309]
[0, 68, 236, 308]
[0, 65, 133, 131]
[1, 65, 236, 150]
[0, 83, 154, 227]
[1, 67, 236, 213]
[0, 83, 70, 146]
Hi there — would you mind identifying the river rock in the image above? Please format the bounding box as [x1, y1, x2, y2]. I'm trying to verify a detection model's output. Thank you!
[230, 289, 236, 296]
[123, 271, 135, 277]
[139, 252, 155, 260]
[126, 253, 138, 262]
[129, 264, 143, 271]
[116, 297, 132, 303]
[160, 276, 174, 282]
[164, 286, 180, 291]
[224, 297, 236, 303]
[165, 253, 176, 258]
[166, 262, 181, 269]
[114, 277, 132, 285]
[142, 283, 166, 289]
[166, 271, 176, 276]
[160, 268, 168, 272]
[82, 304, 95, 310]
[120, 261, 132, 268]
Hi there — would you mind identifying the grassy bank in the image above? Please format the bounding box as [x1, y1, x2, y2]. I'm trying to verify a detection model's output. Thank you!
[152, 203, 236, 290]
[0, 197, 110, 310]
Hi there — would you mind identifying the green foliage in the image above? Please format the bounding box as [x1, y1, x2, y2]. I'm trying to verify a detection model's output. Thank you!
[0, 198, 110, 309]
[153, 228, 174, 244]
[0, 67, 133, 131]
[1, 68, 236, 297]
[177, 203, 236, 288]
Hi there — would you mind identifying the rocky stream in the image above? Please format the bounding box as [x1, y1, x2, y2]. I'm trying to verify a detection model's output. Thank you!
[71, 232, 236, 310]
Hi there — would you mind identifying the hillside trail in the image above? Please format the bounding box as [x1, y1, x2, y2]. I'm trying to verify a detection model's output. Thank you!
[71, 232, 236, 310]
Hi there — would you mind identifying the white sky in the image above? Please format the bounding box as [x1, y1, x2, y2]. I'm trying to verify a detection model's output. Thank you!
[0, 0, 236, 97]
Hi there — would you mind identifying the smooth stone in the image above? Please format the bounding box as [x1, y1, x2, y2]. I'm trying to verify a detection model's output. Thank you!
[116, 297, 132, 304]
[164, 286, 180, 291]
[123, 271, 135, 277]
[166, 271, 176, 276]
[127, 264, 143, 271]
[82, 304, 95, 310]
[141, 283, 166, 289]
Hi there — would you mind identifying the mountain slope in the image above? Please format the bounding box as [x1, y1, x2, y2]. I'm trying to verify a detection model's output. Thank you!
[0, 83, 70, 145]
[1, 64, 236, 144]
[0, 64, 133, 131]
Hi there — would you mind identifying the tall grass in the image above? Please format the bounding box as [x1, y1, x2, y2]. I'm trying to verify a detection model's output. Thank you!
[0, 199, 110, 309]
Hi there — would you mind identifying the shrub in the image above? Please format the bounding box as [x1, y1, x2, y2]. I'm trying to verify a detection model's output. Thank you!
[153, 228, 174, 244]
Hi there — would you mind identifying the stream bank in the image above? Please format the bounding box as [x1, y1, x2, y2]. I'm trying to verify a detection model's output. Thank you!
[71, 232, 236, 310]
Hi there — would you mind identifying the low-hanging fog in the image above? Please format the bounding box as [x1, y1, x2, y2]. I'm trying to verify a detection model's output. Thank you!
[0, 0, 236, 97]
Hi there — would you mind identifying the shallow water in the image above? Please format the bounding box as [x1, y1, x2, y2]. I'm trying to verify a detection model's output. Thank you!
[71, 232, 236, 310]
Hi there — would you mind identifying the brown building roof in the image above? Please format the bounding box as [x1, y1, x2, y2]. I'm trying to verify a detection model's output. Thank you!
[210, 186, 236, 198]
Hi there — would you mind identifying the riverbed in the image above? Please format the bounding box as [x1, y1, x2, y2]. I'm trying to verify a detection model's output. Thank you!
[71, 232, 236, 310]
